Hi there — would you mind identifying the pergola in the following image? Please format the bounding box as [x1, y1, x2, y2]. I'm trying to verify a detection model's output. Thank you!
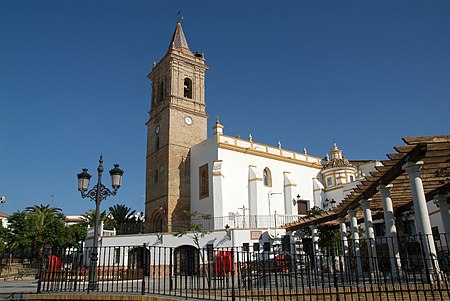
[284, 135, 450, 231]
[283, 135, 450, 280]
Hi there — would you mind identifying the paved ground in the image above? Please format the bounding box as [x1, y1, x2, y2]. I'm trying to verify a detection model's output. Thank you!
[0, 279, 37, 300]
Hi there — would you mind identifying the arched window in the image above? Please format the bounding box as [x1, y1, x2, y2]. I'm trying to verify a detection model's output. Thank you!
[199, 164, 209, 199]
[263, 168, 272, 187]
[184, 78, 192, 99]
[158, 81, 165, 103]
[150, 210, 163, 233]
[174, 245, 199, 276]
[128, 247, 150, 274]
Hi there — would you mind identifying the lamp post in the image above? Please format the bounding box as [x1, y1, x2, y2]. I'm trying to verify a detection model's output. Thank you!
[77, 155, 123, 291]
[268, 191, 282, 228]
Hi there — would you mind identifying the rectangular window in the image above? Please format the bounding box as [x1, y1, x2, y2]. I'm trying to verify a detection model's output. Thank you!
[199, 164, 209, 199]
[155, 168, 159, 183]
[432, 226, 440, 241]
[297, 200, 309, 215]
[326, 177, 333, 186]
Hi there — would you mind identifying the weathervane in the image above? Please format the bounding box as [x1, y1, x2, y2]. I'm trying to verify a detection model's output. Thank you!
[177, 10, 184, 22]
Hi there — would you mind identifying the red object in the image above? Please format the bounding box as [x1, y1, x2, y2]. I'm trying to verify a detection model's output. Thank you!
[215, 251, 232, 277]
[274, 254, 288, 272]
[48, 255, 62, 272]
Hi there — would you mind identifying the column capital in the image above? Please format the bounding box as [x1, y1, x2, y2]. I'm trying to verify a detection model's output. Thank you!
[402, 161, 424, 173]
[310, 224, 317, 230]
[377, 184, 393, 198]
[359, 198, 371, 209]
[338, 217, 346, 224]
[348, 209, 357, 218]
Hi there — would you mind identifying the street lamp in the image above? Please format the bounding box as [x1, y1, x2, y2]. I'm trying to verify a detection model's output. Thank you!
[77, 155, 123, 291]
[330, 199, 337, 209]
[268, 191, 282, 228]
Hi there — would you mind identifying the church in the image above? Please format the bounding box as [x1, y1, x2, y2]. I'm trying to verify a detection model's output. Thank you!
[87, 21, 448, 254]
[53, 21, 450, 299]
[143, 21, 375, 237]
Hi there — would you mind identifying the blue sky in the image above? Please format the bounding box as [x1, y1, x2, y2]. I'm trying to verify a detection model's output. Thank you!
[1, 0, 449, 215]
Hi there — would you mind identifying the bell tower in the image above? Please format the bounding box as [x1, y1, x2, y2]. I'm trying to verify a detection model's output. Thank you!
[145, 21, 208, 233]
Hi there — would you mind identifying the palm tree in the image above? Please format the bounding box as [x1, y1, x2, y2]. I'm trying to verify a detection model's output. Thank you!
[108, 204, 136, 231]
[25, 204, 65, 257]
[81, 209, 110, 228]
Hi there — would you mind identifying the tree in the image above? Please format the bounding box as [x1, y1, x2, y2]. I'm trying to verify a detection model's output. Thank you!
[4, 205, 67, 259]
[65, 223, 88, 248]
[25, 205, 65, 245]
[82, 209, 112, 229]
[108, 204, 136, 231]
[24, 205, 66, 257]
[0, 225, 7, 253]
[6, 211, 33, 252]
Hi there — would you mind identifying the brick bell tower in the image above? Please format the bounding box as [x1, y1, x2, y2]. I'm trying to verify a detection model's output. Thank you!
[145, 21, 208, 233]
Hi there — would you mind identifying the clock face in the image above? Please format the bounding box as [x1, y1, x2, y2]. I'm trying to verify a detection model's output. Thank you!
[155, 125, 160, 134]
[184, 116, 193, 125]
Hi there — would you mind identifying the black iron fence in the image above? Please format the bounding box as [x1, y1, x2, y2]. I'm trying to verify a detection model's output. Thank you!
[37, 233, 450, 300]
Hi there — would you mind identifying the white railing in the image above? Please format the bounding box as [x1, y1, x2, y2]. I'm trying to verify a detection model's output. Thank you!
[189, 214, 304, 231]
[86, 222, 116, 238]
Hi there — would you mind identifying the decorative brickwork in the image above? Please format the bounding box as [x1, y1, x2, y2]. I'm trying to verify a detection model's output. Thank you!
[145, 22, 208, 233]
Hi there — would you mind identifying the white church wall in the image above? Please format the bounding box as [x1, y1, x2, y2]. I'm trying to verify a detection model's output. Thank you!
[323, 188, 346, 209]
[190, 136, 219, 217]
[428, 201, 445, 236]
[357, 161, 381, 178]
[217, 146, 321, 220]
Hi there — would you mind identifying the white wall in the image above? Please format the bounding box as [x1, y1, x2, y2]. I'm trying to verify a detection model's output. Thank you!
[217, 147, 320, 218]
[191, 134, 322, 224]
[90, 228, 288, 265]
[190, 136, 219, 217]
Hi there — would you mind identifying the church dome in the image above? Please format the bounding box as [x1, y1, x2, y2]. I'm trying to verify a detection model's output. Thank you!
[321, 143, 353, 170]
[322, 157, 352, 170]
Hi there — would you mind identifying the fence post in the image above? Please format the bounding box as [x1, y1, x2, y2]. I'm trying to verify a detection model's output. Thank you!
[36, 249, 44, 293]
[231, 247, 236, 301]
[169, 248, 173, 292]
[141, 243, 147, 295]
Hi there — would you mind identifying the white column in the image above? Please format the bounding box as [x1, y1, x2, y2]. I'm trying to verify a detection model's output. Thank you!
[248, 165, 263, 228]
[339, 217, 349, 275]
[349, 209, 363, 276]
[403, 161, 440, 276]
[283, 172, 296, 215]
[212, 160, 224, 229]
[435, 194, 450, 235]
[378, 184, 401, 276]
[360, 199, 378, 273]
[311, 225, 321, 274]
